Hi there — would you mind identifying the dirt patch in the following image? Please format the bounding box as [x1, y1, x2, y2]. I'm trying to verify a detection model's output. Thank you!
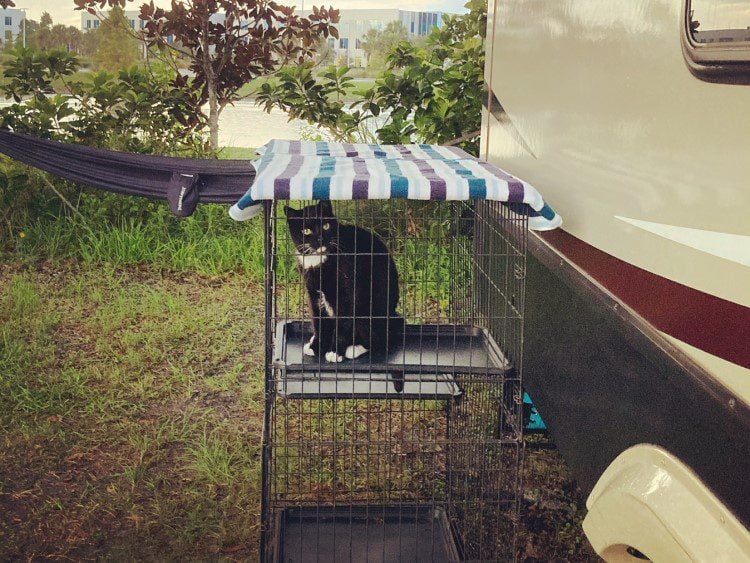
[0, 436, 125, 561]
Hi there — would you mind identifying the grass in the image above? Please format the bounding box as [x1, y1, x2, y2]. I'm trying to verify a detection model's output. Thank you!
[5, 148, 265, 278]
[1, 176, 597, 559]
[12, 205, 266, 278]
[0, 261, 597, 560]
[218, 146, 258, 160]
[0, 262, 265, 559]
[0, 68, 102, 94]
[347, 78, 376, 98]
[236, 75, 280, 98]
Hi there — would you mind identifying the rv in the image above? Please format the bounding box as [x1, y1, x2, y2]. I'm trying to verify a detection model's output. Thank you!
[483, 0, 750, 559]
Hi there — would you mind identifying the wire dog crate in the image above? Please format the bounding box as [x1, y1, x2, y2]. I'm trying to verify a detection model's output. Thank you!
[262, 199, 528, 562]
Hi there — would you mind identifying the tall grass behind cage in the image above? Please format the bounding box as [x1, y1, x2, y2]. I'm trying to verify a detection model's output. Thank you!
[264, 199, 528, 562]
[274, 200, 474, 322]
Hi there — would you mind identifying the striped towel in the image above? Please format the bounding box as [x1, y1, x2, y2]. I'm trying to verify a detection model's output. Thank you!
[229, 140, 562, 231]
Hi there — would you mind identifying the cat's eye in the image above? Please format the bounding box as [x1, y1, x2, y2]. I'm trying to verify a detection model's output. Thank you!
[322, 223, 331, 231]
[302, 228, 312, 235]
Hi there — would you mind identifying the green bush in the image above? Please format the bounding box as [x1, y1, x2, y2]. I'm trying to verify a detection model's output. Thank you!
[0, 48, 245, 272]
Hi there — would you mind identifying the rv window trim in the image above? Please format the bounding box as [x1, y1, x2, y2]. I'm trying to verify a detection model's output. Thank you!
[681, 0, 750, 83]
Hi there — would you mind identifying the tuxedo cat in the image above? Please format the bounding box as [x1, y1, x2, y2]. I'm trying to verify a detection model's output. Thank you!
[285, 201, 403, 363]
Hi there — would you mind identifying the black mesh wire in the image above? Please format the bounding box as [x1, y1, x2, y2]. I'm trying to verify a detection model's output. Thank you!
[262, 200, 528, 562]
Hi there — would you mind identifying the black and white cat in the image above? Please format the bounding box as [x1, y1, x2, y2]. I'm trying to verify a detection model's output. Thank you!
[285, 201, 403, 363]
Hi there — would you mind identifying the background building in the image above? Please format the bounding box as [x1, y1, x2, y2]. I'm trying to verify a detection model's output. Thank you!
[81, 10, 144, 33]
[76, 8, 447, 67]
[1, 8, 25, 48]
[302, 8, 445, 67]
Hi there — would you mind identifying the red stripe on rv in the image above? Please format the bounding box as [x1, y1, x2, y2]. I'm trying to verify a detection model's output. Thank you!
[540, 229, 750, 371]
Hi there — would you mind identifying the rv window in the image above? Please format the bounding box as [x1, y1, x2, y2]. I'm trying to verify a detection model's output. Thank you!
[689, 0, 750, 46]
[683, 0, 750, 82]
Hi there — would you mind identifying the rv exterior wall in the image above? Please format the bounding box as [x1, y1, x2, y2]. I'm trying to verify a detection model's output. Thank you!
[482, 0, 750, 558]
[483, 0, 750, 403]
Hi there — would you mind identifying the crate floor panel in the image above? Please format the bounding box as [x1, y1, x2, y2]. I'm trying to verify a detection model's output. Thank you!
[277, 371, 461, 399]
[274, 505, 460, 563]
[273, 321, 509, 398]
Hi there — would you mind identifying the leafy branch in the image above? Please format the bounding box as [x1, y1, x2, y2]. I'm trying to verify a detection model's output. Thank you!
[70, 0, 340, 151]
[259, 0, 487, 155]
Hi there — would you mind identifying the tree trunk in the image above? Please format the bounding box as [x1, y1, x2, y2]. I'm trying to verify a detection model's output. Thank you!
[208, 85, 220, 153]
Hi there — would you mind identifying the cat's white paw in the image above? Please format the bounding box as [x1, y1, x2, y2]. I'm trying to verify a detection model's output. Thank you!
[325, 351, 344, 363]
[303, 335, 316, 356]
[345, 345, 368, 359]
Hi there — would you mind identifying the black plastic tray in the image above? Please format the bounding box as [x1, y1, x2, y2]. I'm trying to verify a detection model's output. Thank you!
[271, 505, 461, 563]
[273, 321, 509, 399]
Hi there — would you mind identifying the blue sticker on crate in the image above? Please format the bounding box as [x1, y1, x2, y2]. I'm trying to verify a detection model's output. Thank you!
[523, 392, 547, 431]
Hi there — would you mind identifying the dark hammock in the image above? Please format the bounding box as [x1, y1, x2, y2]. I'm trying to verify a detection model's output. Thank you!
[0, 130, 256, 217]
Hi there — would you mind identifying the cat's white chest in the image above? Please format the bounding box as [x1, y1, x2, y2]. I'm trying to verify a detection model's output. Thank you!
[297, 247, 328, 270]
[318, 291, 335, 317]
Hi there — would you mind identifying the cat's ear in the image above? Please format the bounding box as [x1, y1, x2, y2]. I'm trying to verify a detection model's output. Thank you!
[319, 200, 334, 219]
[285, 205, 300, 218]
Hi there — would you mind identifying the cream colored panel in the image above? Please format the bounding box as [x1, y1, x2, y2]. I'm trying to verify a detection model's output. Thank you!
[662, 333, 750, 409]
[484, 0, 750, 308]
[583, 445, 750, 562]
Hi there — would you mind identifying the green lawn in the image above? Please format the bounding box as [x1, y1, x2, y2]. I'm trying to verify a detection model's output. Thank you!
[0, 154, 597, 559]
[217, 146, 258, 160]
[236, 75, 280, 98]
[0, 262, 265, 559]
[0, 258, 596, 561]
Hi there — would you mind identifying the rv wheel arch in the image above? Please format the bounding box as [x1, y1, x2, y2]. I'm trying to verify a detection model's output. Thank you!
[583, 444, 750, 562]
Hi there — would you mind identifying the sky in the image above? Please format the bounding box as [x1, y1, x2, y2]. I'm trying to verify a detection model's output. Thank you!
[14, 0, 469, 27]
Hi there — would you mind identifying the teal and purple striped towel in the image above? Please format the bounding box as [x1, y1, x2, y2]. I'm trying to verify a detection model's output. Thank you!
[229, 140, 562, 231]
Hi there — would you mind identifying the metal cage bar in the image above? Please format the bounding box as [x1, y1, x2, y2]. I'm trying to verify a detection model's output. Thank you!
[262, 199, 528, 562]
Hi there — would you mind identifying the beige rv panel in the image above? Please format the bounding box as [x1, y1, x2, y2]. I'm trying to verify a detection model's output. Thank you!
[483, 0, 749, 306]
[583, 444, 750, 562]
[483, 0, 750, 402]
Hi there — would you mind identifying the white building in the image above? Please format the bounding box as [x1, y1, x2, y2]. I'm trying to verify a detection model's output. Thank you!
[302, 8, 445, 67]
[82, 10, 228, 33]
[1, 8, 25, 48]
[81, 10, 145, 33]
[79, 8, 446, 67]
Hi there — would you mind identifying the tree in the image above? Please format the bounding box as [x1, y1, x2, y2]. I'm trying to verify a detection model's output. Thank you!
[9, 18, 37, 50]
[361, 21, 408, 69]
[80, 26, 101, 57]
[259, 0, 486, 155]
[0, 48, 209, 235]
[35, 12, 54, 51]
[313, 37, 336, 66]
[49, 24, 85, 54]
[72, 0, 339, 151]
[93, 6, 140, 71]
[40, 12, 53, 28]
[9, 12, 83, 54]
[1, 48, 206, 152]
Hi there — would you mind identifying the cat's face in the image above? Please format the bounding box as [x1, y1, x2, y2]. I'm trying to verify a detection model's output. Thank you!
[285, 201, 338, 260]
